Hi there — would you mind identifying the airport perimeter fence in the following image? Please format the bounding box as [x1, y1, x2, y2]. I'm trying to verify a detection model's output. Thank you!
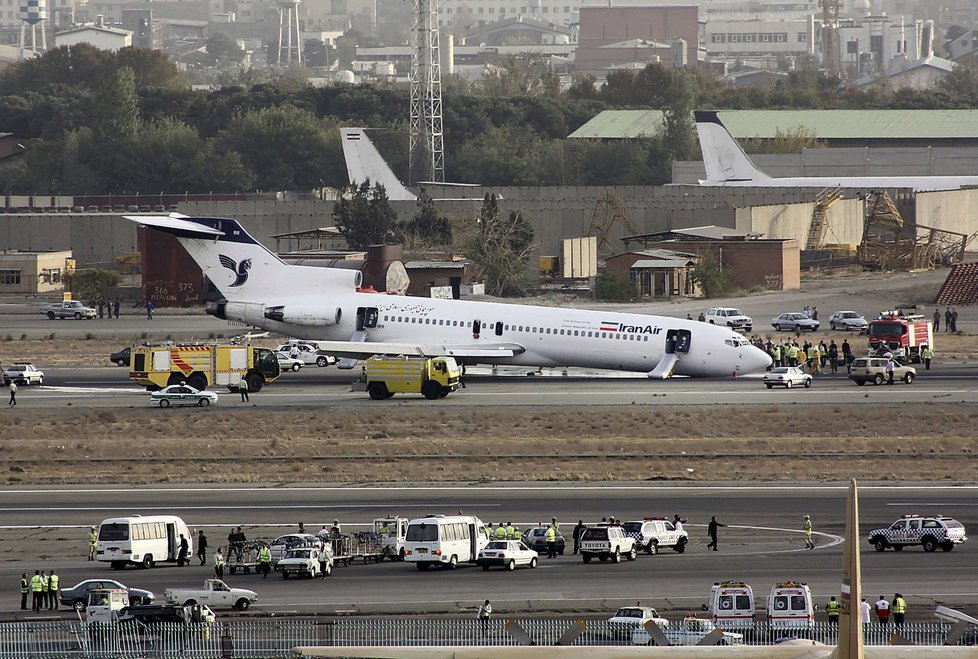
[0, 619, 969, 658]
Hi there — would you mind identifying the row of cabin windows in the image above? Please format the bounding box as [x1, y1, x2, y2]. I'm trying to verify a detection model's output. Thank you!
[381, 314, 650, 341]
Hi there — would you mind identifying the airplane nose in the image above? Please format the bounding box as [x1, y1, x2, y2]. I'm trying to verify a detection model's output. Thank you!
[744, 346, 772, 373]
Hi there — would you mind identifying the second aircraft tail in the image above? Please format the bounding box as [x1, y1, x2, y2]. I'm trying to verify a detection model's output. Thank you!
[694, 110, 772, 184]
[340, 128, 417, 201]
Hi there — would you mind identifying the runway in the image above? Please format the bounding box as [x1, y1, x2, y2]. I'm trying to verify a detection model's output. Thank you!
[2, 484, 975, 619]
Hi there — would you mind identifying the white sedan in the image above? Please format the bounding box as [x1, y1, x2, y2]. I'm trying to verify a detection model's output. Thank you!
[763, 366, 812, 389]
[829, 311, 868, 332]
[477, 540, 538, 571]
[150, 384, 219, 407]
[276, 351, 304, 372]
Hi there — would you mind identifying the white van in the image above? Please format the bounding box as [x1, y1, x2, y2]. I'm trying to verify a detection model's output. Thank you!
[96, 515, 193, 569]
[708, 581, 755, 630]
[403, 515, 489, 570]
[767, 581, 815, 630]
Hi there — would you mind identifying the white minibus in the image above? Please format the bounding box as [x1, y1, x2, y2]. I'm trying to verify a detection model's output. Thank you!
[96, 515, 193, 569]
[403, 515, 489, 570]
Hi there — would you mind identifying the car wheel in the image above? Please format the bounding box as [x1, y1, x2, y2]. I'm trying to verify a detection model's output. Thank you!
[422, 381, 442, 400]
[291, 363, 301, 372]
[892, 545, 903, 552]
[873, 537, 888, 552]
[582, 555, 591, 564]
[830, 322, 837, 330]
[922, 537, 938, 553]
[367, 382, 389, 400]
[766, 384, 773, 389]
[904, 373, 914, 384]
[235, 598, 250, 611]
[36, 378, 42, 386]
[111, 561, 126, 570]
[141, 554, 154, 569]
[282, 572, 289, 579]
[199, 398, 211, 407]
[416, 563, 429, 571]
[481, 564, 490, 571]
[785, 380, 792, 389]
[804, 379, 812, 388]
[73, 599, 86, 611]
[47, 311, 55, 320]
[183, 600, 197, 607]
[317, 356, 328, 367]
[873, 373, 884, 385]
[115, 359, 125, 366]
[612, 548, 621, 563]
[626, 547, 637, 561]
[159, 399, 171, 408]
[856, 380, 865, 386]
[529, 557, 537, 568]
[245, 373, 263, 392]
[775, 324, 782, 331]
[646, 542, 658, 555]
[709, 320, 715, 324]
[74, 312, 82, 320]
[507, 560, 516, 571]
[941, 542, 954, 552]
[448, 555, 458, 569]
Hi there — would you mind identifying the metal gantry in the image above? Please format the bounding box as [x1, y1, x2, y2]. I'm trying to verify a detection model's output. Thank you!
[409, 0, 445, 185]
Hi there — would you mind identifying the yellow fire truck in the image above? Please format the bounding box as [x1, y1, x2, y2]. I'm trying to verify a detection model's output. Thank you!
[359, 356, 461, 400]
[129, 344, 280, 392]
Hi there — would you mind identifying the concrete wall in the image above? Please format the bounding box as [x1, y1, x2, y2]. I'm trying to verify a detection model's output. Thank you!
[915, 188, 978, 235]
[735, 198, 864, 245]
[0, 213, 139, 270]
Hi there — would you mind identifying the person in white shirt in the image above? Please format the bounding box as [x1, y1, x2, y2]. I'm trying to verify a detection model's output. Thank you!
[860, 598, 872, 624]
[673, 514, 684, 534]
[875, 596, 890, 625]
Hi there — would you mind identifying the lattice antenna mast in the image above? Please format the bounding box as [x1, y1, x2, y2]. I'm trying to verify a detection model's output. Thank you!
[277, 0, 302, 65]
[818, 0, 842, 77]
[409, 0, 444, 185]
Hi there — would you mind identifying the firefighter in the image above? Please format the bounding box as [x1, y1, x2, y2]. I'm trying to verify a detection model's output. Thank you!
[826, 596, 840, 625]
[258, 545, 272, 578]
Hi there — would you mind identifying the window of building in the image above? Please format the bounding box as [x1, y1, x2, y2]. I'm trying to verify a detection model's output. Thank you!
[798, 32, 808, 42]
[41, 268, 61, 283]
[0, 269, 21, 285]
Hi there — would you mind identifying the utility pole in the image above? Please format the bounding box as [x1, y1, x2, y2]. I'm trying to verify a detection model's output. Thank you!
[408, 0, 444, 185]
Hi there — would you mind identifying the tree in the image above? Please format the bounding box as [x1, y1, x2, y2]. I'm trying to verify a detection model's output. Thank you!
[333, 181, 402, 249]
[690, 251, 735, 298]
[93, 66, 139, 143]
[206, 33, 245, 63]
[467, 194, 535, 297]
[68, 268, 121, 303]
[404, 189, 452, 247]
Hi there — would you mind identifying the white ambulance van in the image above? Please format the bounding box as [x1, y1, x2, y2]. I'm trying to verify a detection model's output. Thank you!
[767, 581, 815, 631]
[708, 581, 755, 630]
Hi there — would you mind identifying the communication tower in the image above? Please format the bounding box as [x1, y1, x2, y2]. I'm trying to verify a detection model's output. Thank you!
[408, 0, 444, 185]
[277, 0, 302, 65]
[818, 0, 842, 77]
[18, 0, 47, 60]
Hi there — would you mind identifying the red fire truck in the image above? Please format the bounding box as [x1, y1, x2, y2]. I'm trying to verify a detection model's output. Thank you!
[867, 311, 933, 364]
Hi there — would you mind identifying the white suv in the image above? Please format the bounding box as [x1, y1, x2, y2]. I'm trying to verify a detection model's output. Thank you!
[622, 518, 688, 555]
[579, 525, 637, 563]
[867, 515, 967, 553]
[275, 342, 336, 367]
[704, 308, 752, 333]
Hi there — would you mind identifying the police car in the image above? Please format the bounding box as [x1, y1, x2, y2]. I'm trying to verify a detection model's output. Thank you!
[867, 515, 967, 553]
[621, 518, 688, 555]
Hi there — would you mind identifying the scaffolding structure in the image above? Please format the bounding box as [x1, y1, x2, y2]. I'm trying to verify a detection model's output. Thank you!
[858, 190, 968, 271]
[586, 192, 641, 256]
[408, 0, 444, 185]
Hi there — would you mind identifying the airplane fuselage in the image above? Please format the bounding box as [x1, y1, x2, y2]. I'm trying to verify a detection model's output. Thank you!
[698, 176, 978, 193]
[223, 289, 770, 377]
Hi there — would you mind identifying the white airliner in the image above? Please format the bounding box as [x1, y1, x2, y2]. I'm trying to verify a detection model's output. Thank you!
[124, 214, 772, 379]
[340, 128, 483, 202]
[694, 110, 978, 192]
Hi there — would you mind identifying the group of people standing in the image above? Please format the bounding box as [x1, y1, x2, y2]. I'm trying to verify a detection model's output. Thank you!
[934, 307, 958, 333]
[756, 337, 852, 374]
[826, 595, 907, 626]
[95, 298, 121, 319]
[21, 570, 59, 612]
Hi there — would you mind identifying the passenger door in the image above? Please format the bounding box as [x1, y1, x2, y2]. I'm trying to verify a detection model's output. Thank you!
[665, 329, 692, 355]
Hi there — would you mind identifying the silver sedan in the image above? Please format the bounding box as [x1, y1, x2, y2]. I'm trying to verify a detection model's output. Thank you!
[763, 366, 812, 389]
[150, 384, 219, 408]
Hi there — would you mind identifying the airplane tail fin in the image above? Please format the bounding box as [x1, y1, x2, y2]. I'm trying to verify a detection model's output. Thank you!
[124, 215, 361, 301]
[694, 111, 771, 184]
[340, 128, 417, 201]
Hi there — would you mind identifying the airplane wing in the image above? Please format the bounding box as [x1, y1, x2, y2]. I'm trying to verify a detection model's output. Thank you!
[303, 340, 525, 360]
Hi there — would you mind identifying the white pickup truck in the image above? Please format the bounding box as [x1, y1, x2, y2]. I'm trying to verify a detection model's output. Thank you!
[580, 525, 637, 563]
[164, 579, 257, 611]
[42, 300, 97, 320]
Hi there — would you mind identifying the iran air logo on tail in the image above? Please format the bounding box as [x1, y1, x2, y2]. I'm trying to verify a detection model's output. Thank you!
[218, 254, 252, 287]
